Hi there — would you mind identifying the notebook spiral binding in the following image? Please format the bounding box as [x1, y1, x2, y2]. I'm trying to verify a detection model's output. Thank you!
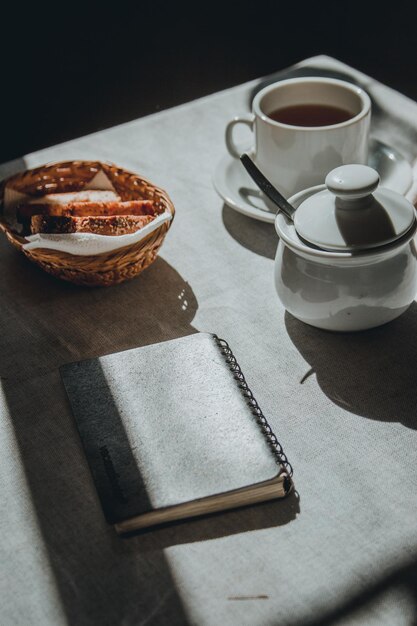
[214, 336, 293, 478]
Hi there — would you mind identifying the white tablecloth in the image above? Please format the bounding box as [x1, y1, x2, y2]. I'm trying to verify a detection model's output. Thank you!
[1, 55, 416, 626]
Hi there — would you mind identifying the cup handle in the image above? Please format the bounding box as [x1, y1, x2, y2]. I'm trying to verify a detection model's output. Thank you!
[225, 114, 255, 158]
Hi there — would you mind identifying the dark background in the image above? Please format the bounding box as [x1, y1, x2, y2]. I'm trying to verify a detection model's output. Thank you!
[1, 1, 416, 164]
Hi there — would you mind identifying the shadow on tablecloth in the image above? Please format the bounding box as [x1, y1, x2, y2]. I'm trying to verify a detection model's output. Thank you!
[222, 204, 277, 260]
[285, 552, 417, 625]
[0, 239, 298, 625]
[285, 302, 417, 430]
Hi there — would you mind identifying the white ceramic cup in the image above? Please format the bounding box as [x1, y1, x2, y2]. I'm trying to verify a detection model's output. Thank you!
[225, 77, 371, 198]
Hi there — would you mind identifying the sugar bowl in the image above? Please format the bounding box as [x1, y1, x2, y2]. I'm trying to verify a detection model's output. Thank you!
[274, 164, 417, 331]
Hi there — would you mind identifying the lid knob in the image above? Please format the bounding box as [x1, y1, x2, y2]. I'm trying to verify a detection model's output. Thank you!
[294, 162, 415, 251]
[325, 164, 380, 202]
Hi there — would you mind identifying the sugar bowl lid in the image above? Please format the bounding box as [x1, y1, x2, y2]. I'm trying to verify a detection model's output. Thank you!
[293, 164, 416, 252]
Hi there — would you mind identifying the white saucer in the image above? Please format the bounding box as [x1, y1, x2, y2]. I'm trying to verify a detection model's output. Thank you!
[213, 139, 414, 224]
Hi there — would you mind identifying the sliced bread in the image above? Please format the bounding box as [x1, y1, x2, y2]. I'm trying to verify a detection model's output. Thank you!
[31, 214, 155, 236]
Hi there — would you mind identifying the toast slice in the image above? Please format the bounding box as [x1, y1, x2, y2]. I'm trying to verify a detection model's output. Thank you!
[31, 214, 155, 236]
[17, 190, 121, 232]
[28, 190, 120, 205]
[19, 199, 157, 220]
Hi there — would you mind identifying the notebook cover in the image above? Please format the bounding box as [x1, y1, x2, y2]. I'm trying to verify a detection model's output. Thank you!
[60, 333, 286, 524]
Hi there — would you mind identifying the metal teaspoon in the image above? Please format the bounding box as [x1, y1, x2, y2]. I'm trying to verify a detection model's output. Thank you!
[240, 153, 296, 222]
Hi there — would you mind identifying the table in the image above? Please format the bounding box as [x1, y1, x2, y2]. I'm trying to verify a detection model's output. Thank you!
[1, 56, 416, 626]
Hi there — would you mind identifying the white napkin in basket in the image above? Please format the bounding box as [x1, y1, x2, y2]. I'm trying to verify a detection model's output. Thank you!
[22, 210, 172, 256]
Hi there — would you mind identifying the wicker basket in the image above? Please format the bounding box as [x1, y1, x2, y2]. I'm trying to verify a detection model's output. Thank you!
[0, 160, 175, 286]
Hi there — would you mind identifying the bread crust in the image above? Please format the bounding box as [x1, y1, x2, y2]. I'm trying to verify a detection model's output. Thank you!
[19, 199, 157, 219]
[31, 214, 155, 236]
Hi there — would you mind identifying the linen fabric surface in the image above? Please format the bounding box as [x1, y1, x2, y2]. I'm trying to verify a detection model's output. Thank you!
[0, 56, 416, 626]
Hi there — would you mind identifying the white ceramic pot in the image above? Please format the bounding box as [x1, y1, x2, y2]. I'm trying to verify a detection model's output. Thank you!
[274, 185, 417, 332]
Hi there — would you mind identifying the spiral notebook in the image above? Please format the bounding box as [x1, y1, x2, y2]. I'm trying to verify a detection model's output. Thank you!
[60, 333, 293, 534]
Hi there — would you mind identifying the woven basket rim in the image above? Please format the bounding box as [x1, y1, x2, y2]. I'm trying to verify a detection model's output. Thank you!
[0, 159, 175, 259]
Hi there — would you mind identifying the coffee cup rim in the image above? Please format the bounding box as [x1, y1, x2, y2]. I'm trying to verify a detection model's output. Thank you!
[253, 77, 371, 131]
